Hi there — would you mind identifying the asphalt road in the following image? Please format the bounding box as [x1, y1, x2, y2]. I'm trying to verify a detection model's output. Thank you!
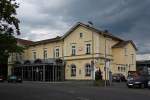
[0, 81, 150, 100]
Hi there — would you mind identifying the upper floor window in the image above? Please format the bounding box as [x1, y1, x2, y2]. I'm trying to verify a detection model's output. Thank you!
[85, 64, 92, 76]
[124, 48, 127, 56]
[86, 44, 91, 54]
[80, 33, 83, 38]
[72, 46, 76, 56]
[16, 53, 22, 61]
[131, 54, 134, 64]
[43, 49, 47, 59]
[55, 48, 59, 57]
[33, 51, 36, 60]
[71, 64, 76, 76]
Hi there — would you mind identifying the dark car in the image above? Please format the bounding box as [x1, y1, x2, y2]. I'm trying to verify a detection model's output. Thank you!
[0, 76, 4, 82]
[8, 75, 22, 83]
[112, 73, 126, 82]
[127, 75, 148, 88]
[147, 77, 150, 89]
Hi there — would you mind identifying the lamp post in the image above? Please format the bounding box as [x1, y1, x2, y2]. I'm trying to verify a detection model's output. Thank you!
[104, 37, 107, 87]
[88, 21, 95, 80]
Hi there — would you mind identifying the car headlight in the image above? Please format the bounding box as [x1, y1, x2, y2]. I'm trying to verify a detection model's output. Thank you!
[148, 81, 150, 85]
[135, 82, 141, 84]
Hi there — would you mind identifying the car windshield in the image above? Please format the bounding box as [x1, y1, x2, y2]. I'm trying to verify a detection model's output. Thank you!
[10, 76, 16, 79]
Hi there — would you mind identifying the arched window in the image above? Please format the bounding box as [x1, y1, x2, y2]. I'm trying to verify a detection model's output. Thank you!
[85, 63, 91, 76]
[24, 60, 31, 65]
[34, 59, 42, 64]
[71, 64, 76, 76]
[118, 66, 120, 72]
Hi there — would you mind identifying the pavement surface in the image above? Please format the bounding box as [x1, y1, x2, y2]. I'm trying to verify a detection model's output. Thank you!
[0, 81, 150, 100]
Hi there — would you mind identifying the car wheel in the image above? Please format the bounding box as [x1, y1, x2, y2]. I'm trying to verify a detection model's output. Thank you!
[127, 85, 132, 88]
[140, 84, 145, 88]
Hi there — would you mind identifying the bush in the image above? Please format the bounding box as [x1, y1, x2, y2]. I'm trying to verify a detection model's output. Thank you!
[95, 69, 102, 81]
[93, 80, 105, 86]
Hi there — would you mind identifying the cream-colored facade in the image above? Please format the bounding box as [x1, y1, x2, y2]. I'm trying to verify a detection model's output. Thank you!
[9, 22, 137, 80]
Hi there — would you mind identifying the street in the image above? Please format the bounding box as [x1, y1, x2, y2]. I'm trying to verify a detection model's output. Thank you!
[0, 81, 150, 100]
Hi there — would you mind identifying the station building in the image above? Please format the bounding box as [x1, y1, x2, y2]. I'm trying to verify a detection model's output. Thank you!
[8, 22, 137, 81]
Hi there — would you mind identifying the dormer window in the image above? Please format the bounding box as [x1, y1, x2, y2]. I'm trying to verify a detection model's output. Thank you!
[80, 33, 83, 38]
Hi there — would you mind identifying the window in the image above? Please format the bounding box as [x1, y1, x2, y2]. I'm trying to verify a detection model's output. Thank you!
[124, 48, 127, 56]
[131, 54, 134, 64]
[72, 46, 76, 56]
[118, 67, 120, 72]
[85, 64, 91, 76]
[121, 67, 124, 72]
[33, 52, 36, 60]
[86, 44, 91, 54]
[80, 33, 83, 38]
[123, 67, 126, 72]
[16, 53, 22, 61]
[55, 48, 59, 57]
[71, 64, 76, 76]
[43, 49, 47, 59]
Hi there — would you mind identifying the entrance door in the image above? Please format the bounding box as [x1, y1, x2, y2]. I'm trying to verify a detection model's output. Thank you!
[33, 66, 43, 81]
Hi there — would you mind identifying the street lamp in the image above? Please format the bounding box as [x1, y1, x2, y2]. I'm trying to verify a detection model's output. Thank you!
[104, 37, 107, 87]
[88, 21, 95, 80]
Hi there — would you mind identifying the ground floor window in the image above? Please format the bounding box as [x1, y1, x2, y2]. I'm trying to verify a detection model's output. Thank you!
[13, 64, 64, 82]
[85, 64, 91, 76]
[118, 66, 126, 72]
[71, 64, 76, 76]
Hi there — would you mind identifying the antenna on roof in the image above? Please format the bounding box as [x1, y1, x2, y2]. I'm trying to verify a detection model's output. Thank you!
[88, 21, 94, 26]
[104, 30, 108, 33]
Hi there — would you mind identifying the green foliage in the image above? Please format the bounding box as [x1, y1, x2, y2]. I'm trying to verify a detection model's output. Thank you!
[95, 69, 103, 81]
[0, 32, 24, 64]
[0, 0, 22, 65]
[93, 80, 105, 87]
[0, 0, 20, 34]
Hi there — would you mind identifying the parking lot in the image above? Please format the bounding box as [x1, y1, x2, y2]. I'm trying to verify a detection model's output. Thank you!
[0, 81, 150, 100]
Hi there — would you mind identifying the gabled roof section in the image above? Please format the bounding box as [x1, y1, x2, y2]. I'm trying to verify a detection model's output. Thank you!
[29, 36, 61, 46]
[17, 38, 33, 46]
[112, 40, 138, 51]
[62, 22, 123, 41]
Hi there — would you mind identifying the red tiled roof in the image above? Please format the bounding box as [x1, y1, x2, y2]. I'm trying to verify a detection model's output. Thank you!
[112, 40, 138, 50]
[29, 36, 61, 46]
[17, 38, 33, 46]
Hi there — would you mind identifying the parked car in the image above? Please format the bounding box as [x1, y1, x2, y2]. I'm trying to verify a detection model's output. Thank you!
[8, 75, 22, 83]
[127, 75, 148, 88]
[0, 76, 4, 82]
[147, 77, 150, 89]
[112, 73, 126, 82]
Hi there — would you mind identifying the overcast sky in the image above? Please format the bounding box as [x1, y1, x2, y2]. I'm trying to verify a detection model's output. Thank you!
[15, 0, 150, 54]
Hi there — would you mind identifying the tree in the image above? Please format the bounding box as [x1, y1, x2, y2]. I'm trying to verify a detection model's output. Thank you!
[0, 0, 23, 78]
[0, 0, 20, 34]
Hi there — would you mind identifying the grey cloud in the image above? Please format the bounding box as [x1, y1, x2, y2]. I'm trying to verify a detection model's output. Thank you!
[16, 0, 150, 53]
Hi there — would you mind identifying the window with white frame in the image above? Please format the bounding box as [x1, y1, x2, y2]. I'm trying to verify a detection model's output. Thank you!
[80, 33, 83, 38]
[121, 67, 124, 72]
[86, 44, 91, 54]
[72, 45, 76, 56]
[43, 49, 47, 59]
[55, 48, 59, 58]
[85, 64, 91, 76]
[71, 64, 76, 76]
[118, 66, 120, 72]
[33, 51, 36, 60]
[124, 48, 128, 56]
